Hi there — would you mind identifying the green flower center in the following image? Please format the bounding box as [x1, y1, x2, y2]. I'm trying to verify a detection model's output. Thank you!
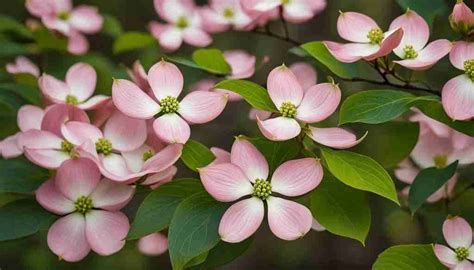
[75, 195, 93, 214]
[176, 16, 188, 29]
[223, 8, 234, 19]
[455, 246, 469, 261]
[281, 0, 291, 5]
[253, 179, 272, 200]
[433, 155, 447, 169]
[58, 12, 70, 21]
[464, 59, 474, 81]
[367, 28, 384, 45]
[279, 101, 297, 118]
[96, 138, 113, 155]
[160, 96, 180, 114]
[403, 45, 418, 59]
[142, 150, 154, 161]
[61, 140, 77, 157]
[65, 95, 78, 105]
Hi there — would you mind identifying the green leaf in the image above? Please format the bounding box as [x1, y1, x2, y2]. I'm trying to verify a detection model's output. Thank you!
[192, 48, 231, 75]
[181, 139, 216, 172]
[0, 199, 56, 241]
[167, 55, 202, 70]
[168, 192, 228, 270]
[185, 251, 209, 268]
[373, 244, 445, 270]
[409, 161, 458, 214]
[127, 179, 203, 240]
[396, 0, 447, 27]
[13, 73, 38, 88]
[113, 32, 156, 54]
[321, 147, 399, 205]
[416, 98, 474, 136]
[0, 83, 41, 106]
[0, 15, 33, 39]
[352, 122, 419, 167]
[0, 157, 50, 194]
[0, 40, 31, 57]
[33, 27, 67, 52]
[310, 173, 370, 244]
[215, 80, 278, 112]
[101, 14, 123, 37]
[339, 90, 437, 125]
[196, 238, 254, 269]
[300, 41, 376, 80]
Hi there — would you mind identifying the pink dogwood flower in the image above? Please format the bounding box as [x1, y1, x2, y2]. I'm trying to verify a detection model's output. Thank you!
[25, 0, 103, 54]
[149, 0, 212, 52]
[199, 138, 323, 242]
[241, 0, 327, 24]
[39, 63, 110, 110]
[434, 216, 474, 269]
[390, 10, 452, 70]
[201, 0, 254, 32]
[325, 11, 404, 63]
[113, 60, 228, 144]
[138, 233, 168, 256]
[36, 158, 134, 262]
[127, 61, 151, 92]
[450, 0, 474, 35]
[256, 65, 365, 148]
[5, 56, 40, 77]
[442, 41, 474, 120]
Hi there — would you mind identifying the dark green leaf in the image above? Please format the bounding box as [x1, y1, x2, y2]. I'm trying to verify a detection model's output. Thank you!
[33, 27, 67, 52]
[113, 32, 156, 54]
[0, 40, 31, 57]
[321, 147, 399, 205]
[0, 199, 56, 241]
[0, 83, 41, 106]
[409, 161, 458, 214]
[396, 0, 447, 27]
[127, 179, 203, 240]
[192, 48, 231, 75]
[0, 15, 33, 39]
[168, 192, 228, 270]
[373, 244, 445, 270]
[185, 251, 209, 268]
[101, 14, 123, 37]
[181, 139, 216, 172]
[0, 157, 49, 194]
[196, 238, 254, 269]
[166, 55, 202, 70]
[215, 80, 278, 112]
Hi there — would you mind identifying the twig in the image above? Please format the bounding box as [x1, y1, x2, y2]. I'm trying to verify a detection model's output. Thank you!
[251, 28, 301, 46]
[279, 6, 290, 39]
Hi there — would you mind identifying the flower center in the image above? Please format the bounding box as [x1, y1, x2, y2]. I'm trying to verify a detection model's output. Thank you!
[403, 45, 418, 59]
[142, 150, 154, 161]
[96, 138, 113, 155]
[75, 195, 93, 214]
[65, 95, 78, 105]
[433, 155, 447, 169]
[61, 140, 77, 157]
[58, 11, 70, 21]
[455, 247, 469, 261]
[160, 96, 180, 114]
[281, 0, 291, 5]
[367, 28, 384, 45]
[223, 8, 234, 19]
[464, 59, 474, 81]
[176, 16, 188, 29]
[253, 179, 272, 200]
[279, 101, 297, 118]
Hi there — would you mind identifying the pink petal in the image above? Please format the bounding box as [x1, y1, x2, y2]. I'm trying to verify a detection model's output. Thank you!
[68, 32, 89, 55]
[24, 148, 70, 169]
[141, 144, 183, 174]
[156, 26, 183, 52]
[219, 197, 264, 243]
[271, 158, 323, 197]
[390, 10, 429, 57]
[224, 50, 256, 79]
[394, 160, 419, 184]
[138, 233, 168, 256]
[257, 116, 301, 141]
[410, 130, 454, 168]
[178, 91, 228, 124]
[19, 129, 63, 150]
[69, 5, 103, 34]
[98, 153, 134, 181]
[454, 261, 474, 270]
[56, 158, 101, 201]
[442, 74, 474, 121]
[267, 65, 304, 108]
[282, 0, 315, 23]
[154, 0, 195, 23]
[324, 41, 379, 63]
[148, 60, 184, 100]
[230, 138, 268, 182]
[85, 210, 129, 256]
[210, 147, 231, 165]
[41, 104, 90, 136]
[241, 0, 281, 12]
[337, 12, 379, 43]
[443, 216, 473, 248]
[6, 56, 40, 77]
[61, 121, 103, 146]
[311, 218, 326, 232]
[183, 28, 213, 47]
[112, 79, 160, 119]
[121, 144, 152, 173]
[433, 244, 458, 268]
[103, 111, 147, 152]
[1, 134, 23, 159]
[77, 95, 111, 110]
[65, 63, 97, 102]
[142, 166, 177, 186]
[248, 108, 272, 121]
[47, 213, 90, 262]
[127, 60, 150, 91]
[199, 163, 253, 202]
[153, 114, 190, 144]
[38, 73, 69, 103]
[364, 28, 404, 61]
[26, 0, 56, 18]
[89, 179, 135, 211]
[307, 127, 367, 149]
[296, 83, 341, 123]
[200, 7, 230, 33]
[394, 39, 452, 70]
[450, 41, 474, 70]
[289, 62, 317, 92]
[267, 197, 313, 240]
[17, 105, 44, 132]
[35, 179, 75, 215]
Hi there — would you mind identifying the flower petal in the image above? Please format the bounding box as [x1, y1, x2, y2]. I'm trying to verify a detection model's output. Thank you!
[89, 179, 135, 211]
[17, 105, 44, 132]
[68, 32, 89, 55]
[142, 166, 177, 186]
[178, 91, 228, 124]
[138, 233, 168, 256]
[112, 79, 160, 119]
[271, 158, 323, 197]
[433, 244, 458, 268]
[450, 41, 474, 70]
[61, 121, 103, 146]
[219, 197, 264, 243]
[224, 50, 256, 79]
[364, 28, 404, 61]
[153, 114, 190, 144]
[156, 26, 183, 52]
[56, 158, 101, 201]
[394, 160, 419, 184]
[267, 65, 304, 107]
[24, 148, 70, 169]
[394, 39, 452, 70]
[311, 218, 326, 232]
[296, 83, 341, 123]
[148, 60, 184, 100]
[210, 147, 231, 165]
[307, 127, 367, 149]
[337, 11, 378, 43]
[141, 143, 183, 173]
[324, 41, 379, 63]
[257, 116, 301, 141]
[199, 163, 253, 202]
[443, 216, 473, 248]
[230, 138, 268, 182]
[183, 28, 213, 47]
[19, 129, 63, 150]
[289, 62, 317, 92]
[1, 134, 23, 158]
[36, 179, 75, 215]
[282, 0, 315, 23]
[41, 104, 90, 136]
[248, 108, 272, 121]
[85, 210, 129, 256]
[77, 95, 111, 110]
[69, 5, 103, 34]
[66, 63, 97, 102]
[390, 10, 429, 56]
[442, 74, 474, 121]
[104, 111, 147, 152]
[267, 197, 313, 240]
[39, 73, 69, 103]
[47, 213, 90, 262]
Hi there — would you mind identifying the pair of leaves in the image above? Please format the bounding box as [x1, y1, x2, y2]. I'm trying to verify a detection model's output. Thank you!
[373, 244, 445, 270]
[168, 48, 231, 75]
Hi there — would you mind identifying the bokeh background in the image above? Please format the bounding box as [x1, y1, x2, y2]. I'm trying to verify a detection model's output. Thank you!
[1, 0, 474, 269]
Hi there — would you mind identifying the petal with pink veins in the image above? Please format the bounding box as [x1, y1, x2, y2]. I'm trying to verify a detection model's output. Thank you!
[257, 116, 301, 141]
[282, 0, 314, 24]
[142, 166, 177, 186]
[248, 109, 272, 121]
[122, 145, 153, 173]
[266, 197, 313, 240]
[450, 41, 474, 70]
[138, 233, 168, 256]
[178, 91, 228, 124]
[324, 41, 379, 63]
[68, 32, 89, 55]
[433, 244, 458, 268]
[296, 83, 341, 123]
[394, 160, 419, 184]
[24, 148, 70, 169]
[112, 79, 160, 119]
[77, 95, 111, 110]
[443, 216, 473, 248]
[394, 39, 452, 70]
[148, 60, 184, 100]
[1, 134, 23, 159]
[19, 129, 63, 150]
[56, 158, 101, 201]
[141, 143, 183, 172]
[17, 105, 44, 132]
[210, 147, 230, 165]
[442, 74, 474, 121]
[230, 138, 268, 182]
[289, 62, 317, 92]
[89, 179, 135, 211]
[271, 158, 323, 197]
[61, 121, 103, 146]
[66, 63, 97, 102]
[390, 10, 430, 57]
[39, 74, 70, 103]
[156, 27, 183, 52]
[69, 6, 103, 34]
[104, 112, 147, 152]
[337, 12, 378, 43]
[85, 210, 129, 256]
[308, 127, 367, 149]
[267, 65, 304, 108]
[183, 28, 213, 47]
[219, 197, 264, 243]
[41, 104, 90, 136]
[224, 50, 256, 79]
[364, 28, 404, 61]
[153, 114, 190, 144]
[35, 179, 75, 215]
